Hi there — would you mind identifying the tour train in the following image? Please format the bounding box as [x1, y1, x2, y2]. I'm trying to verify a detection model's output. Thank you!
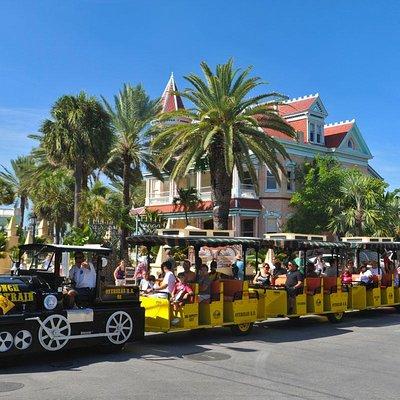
[1, 231, 399, 358]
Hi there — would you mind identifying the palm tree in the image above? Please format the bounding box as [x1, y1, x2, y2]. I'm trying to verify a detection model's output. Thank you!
[39, 92, 113, 227]
[173, 187, 201, 226]
[0, 156, 35, 227]
[102, 84, 160, 260]
[153, 59, 296, 229]
[29, 168, 74, 243]
[328, 170, 386, 236]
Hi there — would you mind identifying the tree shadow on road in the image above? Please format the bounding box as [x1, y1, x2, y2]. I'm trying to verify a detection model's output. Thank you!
[2, 307, 399, 374]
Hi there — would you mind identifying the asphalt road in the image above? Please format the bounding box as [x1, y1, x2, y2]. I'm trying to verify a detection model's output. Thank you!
[2, 308, 400, 400]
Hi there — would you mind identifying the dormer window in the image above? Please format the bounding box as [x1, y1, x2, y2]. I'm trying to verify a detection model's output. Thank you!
[309, 123, 315, 142]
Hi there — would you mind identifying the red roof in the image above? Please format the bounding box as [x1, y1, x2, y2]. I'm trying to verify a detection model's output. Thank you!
[161, 73, 185, 113]
[146, 198, 262, 214]
[324, 121, 354, 148]
[277, 96, 317, 116]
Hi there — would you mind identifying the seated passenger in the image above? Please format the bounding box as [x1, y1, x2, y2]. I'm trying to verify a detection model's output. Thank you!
[198, 264, 211, 303]
[134, 260, 148, 285]
[272, 261, 287, 276]
[114, 260, 127, 286]
[151, 261, 176, 298]
[369, 260, 382, 277]
[323, 260, 338, 277]
[314, 255, 326, 276]
[341, 266, 353, 285]
[209, 260, 221, 281]
[139, 272, 155, 295]
[253, 263, 272, 287]
[66, 252, 96, 308]
[285, 262, 304, 314]
[358, 265, 373, 286]
[182, 259, 196, 283]
[171, 272, 194, 311]
[305, 262, 318, 278]
[231, 255, 244, 280]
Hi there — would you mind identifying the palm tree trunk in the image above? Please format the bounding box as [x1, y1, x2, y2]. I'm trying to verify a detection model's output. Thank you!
[120, 154, 131, 263]
[73, 158, 83, 227]
[55, 222, 61, 244]
[19, 196, 26, 228]
[209, 143, 232, 230]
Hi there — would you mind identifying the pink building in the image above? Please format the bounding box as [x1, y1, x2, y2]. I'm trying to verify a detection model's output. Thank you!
[141, 74, 380, 236]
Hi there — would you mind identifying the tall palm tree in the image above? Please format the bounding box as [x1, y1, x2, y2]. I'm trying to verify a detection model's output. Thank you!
[328, 170, 386, 236]
[173, 187, 201, 226]
[0, 156, 35, 227]
[153, 59, 296, 229]
[39, 92, 113, 227]
[102, 84, 160, 260]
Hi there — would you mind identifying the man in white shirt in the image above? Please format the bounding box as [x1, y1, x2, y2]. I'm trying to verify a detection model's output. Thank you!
[358, 265, 373, 285]
[369, 260, 382, 277]
[151, 261, 176, 298]
[66, 252, 96, 307]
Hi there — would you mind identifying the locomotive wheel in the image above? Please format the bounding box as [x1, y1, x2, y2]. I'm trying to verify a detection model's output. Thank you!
[327, 312, 344, 323]
[0, 332, 13, 352]
[38, 314, 71, 351]
[14, 330, 33, 350]
[106, 311, 133, 345]
[230, 322, 253, 336]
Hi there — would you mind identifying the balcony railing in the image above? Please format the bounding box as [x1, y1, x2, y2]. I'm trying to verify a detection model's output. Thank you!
[239, 184, 257, 199]
[148, 191, 170, 205]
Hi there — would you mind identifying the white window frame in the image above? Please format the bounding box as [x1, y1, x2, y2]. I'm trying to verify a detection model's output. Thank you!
[316, 125, 322, 144]
[265, 169, 279, 192]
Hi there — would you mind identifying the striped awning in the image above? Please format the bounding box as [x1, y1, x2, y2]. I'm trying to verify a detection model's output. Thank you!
[272, 239, 350, 251]
[19, 243, 113, 254]
[351, 242, 400, 251]
[126, 235, 273, 249]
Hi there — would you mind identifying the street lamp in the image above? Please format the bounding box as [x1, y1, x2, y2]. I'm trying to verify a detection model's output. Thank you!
[29, 213, 37, 244]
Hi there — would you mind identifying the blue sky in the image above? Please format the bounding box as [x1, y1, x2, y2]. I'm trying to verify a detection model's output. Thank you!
[0, 0, 399, 188]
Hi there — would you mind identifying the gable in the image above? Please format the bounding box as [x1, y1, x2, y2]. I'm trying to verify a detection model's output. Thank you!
[338, 124, 372, 157]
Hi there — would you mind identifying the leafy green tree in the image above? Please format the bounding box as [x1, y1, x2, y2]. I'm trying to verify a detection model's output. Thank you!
[38, 92, 113, 227]
[328, 170, 387, 236]
[0, 156, 35, 226]
[153, 59, 295, 229]
[0, 231, 7, 259]
[286, 156, 345, 233]
[173, 186, 201, 226]
[102, 84, 160, 259]
[29, 169, 74, 243]
[379, 190, 400, 238]
[0, 178, 15, 205]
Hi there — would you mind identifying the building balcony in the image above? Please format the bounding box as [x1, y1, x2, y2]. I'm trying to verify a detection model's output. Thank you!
[239, 184, 257, 199]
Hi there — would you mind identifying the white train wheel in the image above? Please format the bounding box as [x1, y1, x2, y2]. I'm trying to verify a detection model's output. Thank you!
[38, 314, 71, 351]
[14, 330, 32, 350]
[106, 311, 133, 345]
[0, 332, 13, 352]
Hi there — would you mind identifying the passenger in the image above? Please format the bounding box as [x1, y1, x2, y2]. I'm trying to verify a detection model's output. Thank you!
[66, 252, 96, 308]
[139, 271, 155, 294]
[341, 266, 353, 285]
[323, 260, 338, 277]
[198, 263, 211, 303]
[232, 254, 245, 280]
[182, 259, 196, 283]
[209, 260, 221, 281]
[369, 260, 382, 277]
[272, 261, 287, 276]
[134, 260, 147, 285]
[165, 248, 176, 270]
[253, 263, 272, 287]
[358, 264, 373, 287]
[346, 260, 355, 274]
[114, 260, 127, 286]
[314, 255, 326, 276]
[305, 262, 318, 278]
[151, 261, 176, 298]
[170, 272, 194, 311]
[285, 261, 304, 314]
